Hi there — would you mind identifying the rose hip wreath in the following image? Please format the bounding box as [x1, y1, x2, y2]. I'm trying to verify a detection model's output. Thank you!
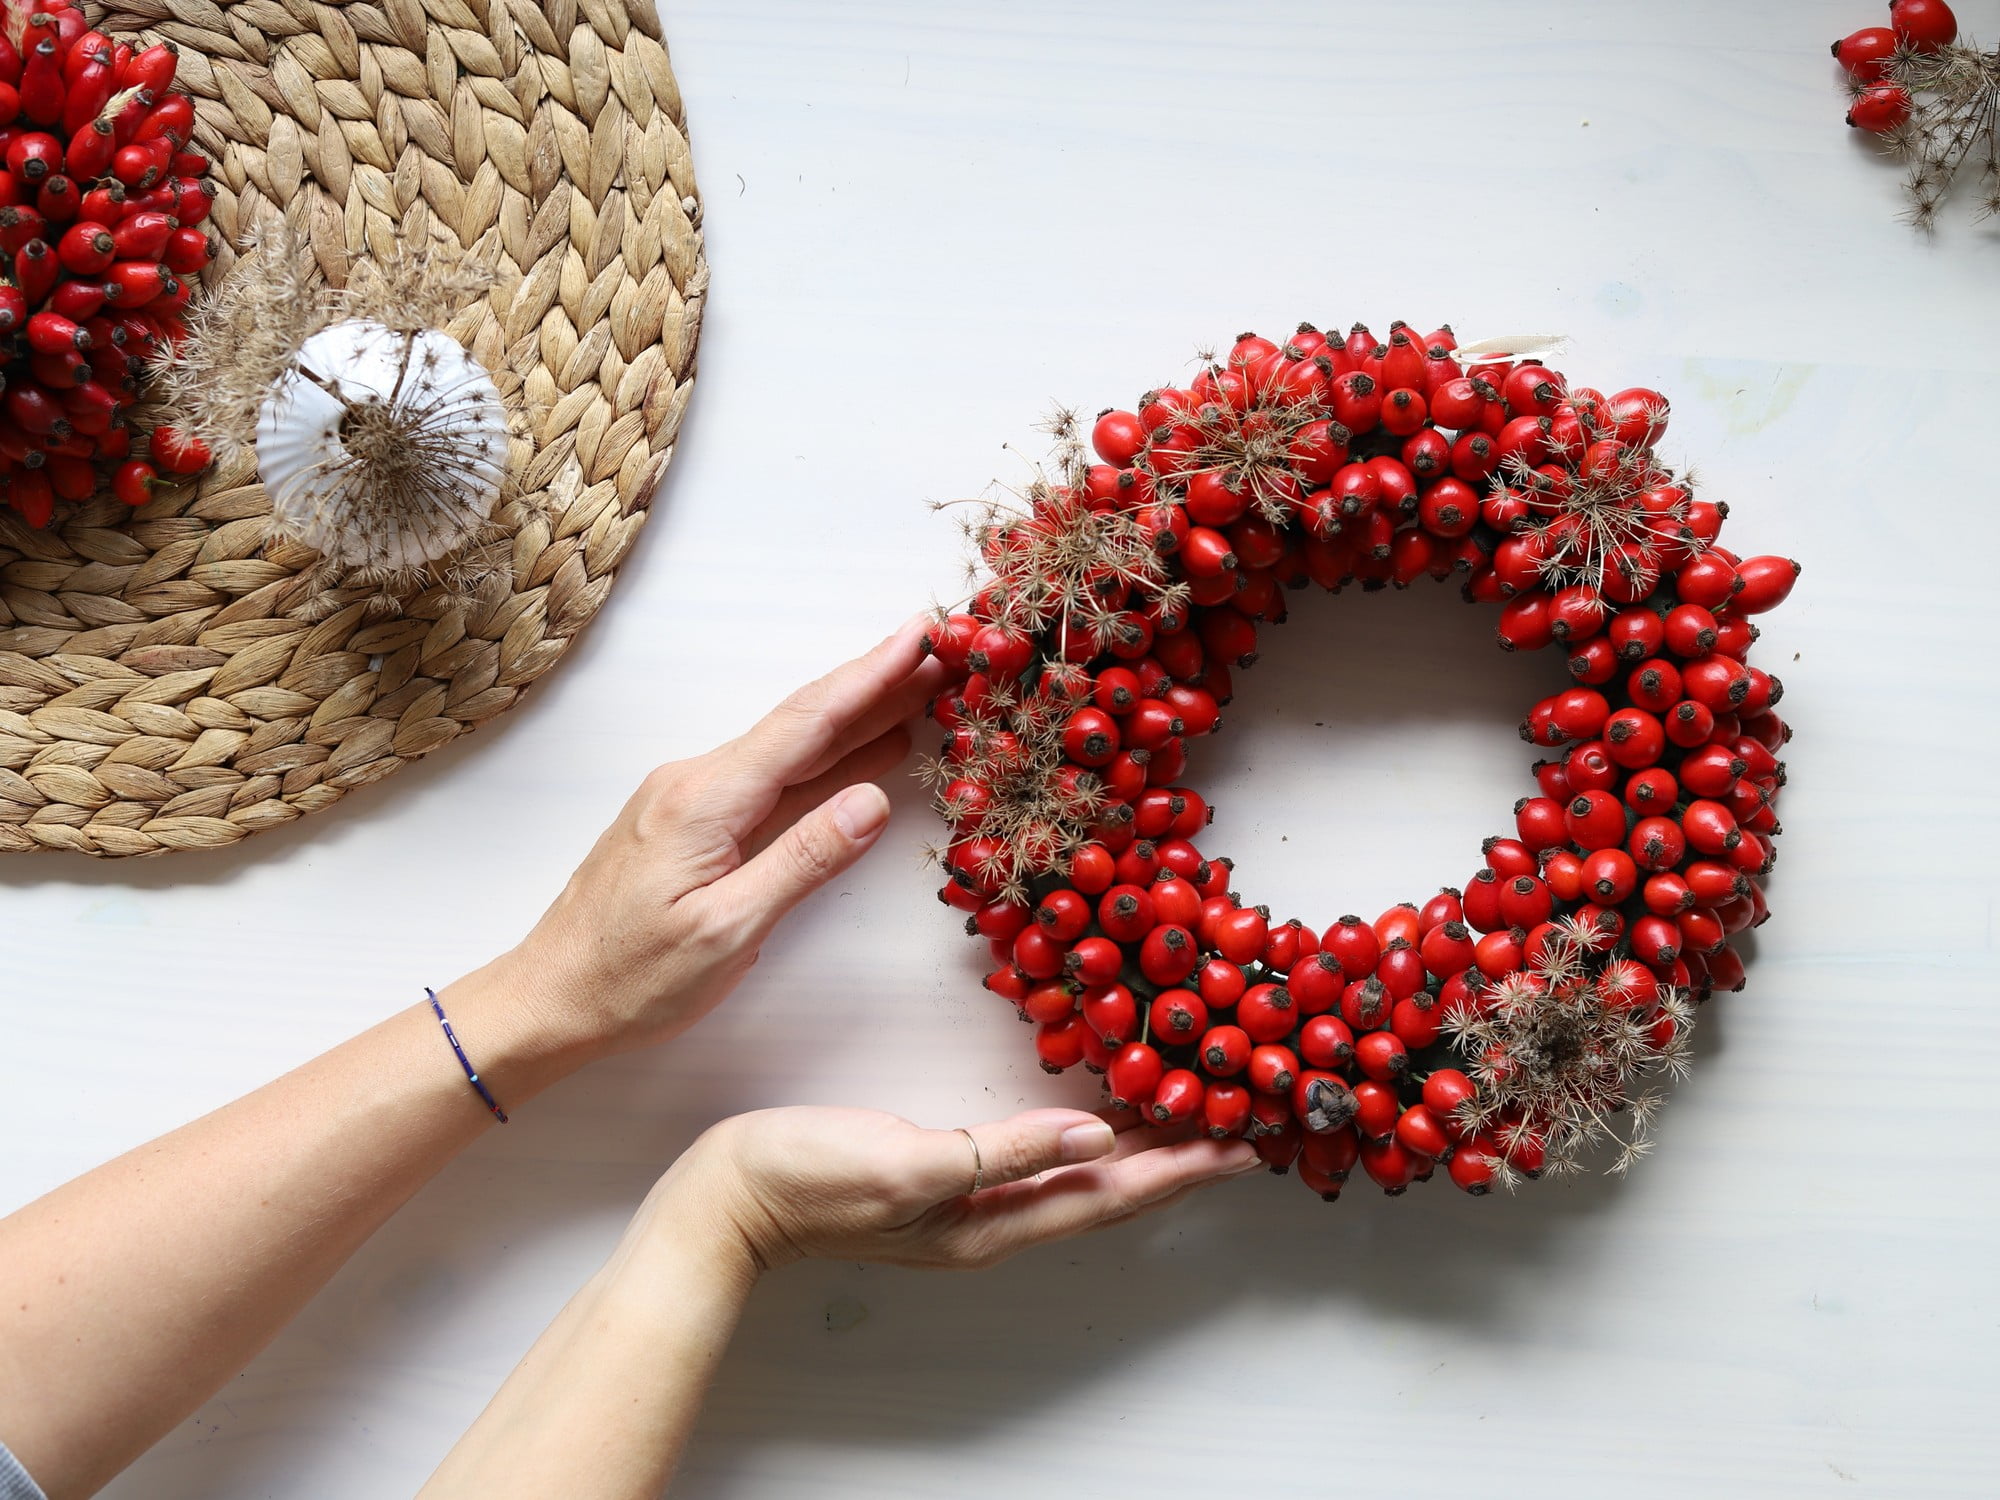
[0, 0, 217, 529]
[920, 322, 1798, 1202]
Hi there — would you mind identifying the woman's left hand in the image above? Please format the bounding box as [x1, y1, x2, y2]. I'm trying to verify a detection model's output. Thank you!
[463, 614, 950, 1067]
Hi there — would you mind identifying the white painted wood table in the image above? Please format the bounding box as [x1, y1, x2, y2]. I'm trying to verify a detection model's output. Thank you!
[4, 1, 1996, 1494]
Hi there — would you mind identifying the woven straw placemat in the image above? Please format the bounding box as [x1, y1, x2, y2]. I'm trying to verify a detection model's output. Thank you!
[0, 0, 703, 857]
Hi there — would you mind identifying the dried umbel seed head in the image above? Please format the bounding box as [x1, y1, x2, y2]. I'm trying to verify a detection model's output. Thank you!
[154, 220, 510, 585]
[1872, 34, 2000, 229]
[917, 403, 1194, 900]
[256, 320, 507, 570]
[1443, 923, 1694, 1180]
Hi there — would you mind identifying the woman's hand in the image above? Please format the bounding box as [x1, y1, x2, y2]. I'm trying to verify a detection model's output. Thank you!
[0, 611, 959, 1500]
[650, 1106, 1263, 1274]
[422, 1105, 1255, 1499]
[467, 614, 949, 1064]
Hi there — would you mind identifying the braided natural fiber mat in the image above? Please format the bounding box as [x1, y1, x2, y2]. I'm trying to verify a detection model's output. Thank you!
[0, 0, 703, 857]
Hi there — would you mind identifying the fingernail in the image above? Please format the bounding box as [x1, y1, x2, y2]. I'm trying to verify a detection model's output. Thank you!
[1223, 1147, 1262, 1175]
[831, 783, 891, 840]
[1059, 1120, 1117, 1163]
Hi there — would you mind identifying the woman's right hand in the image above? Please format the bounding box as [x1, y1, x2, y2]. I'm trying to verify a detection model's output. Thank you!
[641, 1106, 1263, 1276]
[423, 1105, 1250, 1498]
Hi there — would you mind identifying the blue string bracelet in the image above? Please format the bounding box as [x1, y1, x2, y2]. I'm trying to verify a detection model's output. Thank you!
[426, 987, 509, 1123]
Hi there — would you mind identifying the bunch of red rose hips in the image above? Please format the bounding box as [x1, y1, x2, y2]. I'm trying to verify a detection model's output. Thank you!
[1835, 0, 1958, 131]
[925, 319, 1795, 1201]
[0, 0, 216, 529]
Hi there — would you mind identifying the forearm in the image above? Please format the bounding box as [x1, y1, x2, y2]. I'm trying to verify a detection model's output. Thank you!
[0, 957, 596, 1499]
[419, 1162, 756, 1499]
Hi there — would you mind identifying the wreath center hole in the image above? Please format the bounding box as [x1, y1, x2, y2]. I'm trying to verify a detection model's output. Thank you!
[1196, 583, 1554, 926]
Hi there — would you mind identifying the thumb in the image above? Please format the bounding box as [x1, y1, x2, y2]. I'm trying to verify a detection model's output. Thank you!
[913, 1109, 1119, 1201]
[724, 781, 892, 940]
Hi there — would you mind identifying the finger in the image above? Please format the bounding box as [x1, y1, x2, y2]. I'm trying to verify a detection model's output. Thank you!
[951, 1135, 1259, 1256]
[1097, 1116, 1201, 1158]
[700, 780, 893, 944]
[909, 1109, 1121, 1201]
[1070, 1179, 1214, 1236]
[731, 614, 935, 792]
[747, 725, 913, 856]
[996, 1127, 1241, 1196]
[1027, 1115, 1194, 1172]
[992, 1117, 1194, 1189]
[1103, 1107, 1193, 1141]
[792, 654, 949, 788]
